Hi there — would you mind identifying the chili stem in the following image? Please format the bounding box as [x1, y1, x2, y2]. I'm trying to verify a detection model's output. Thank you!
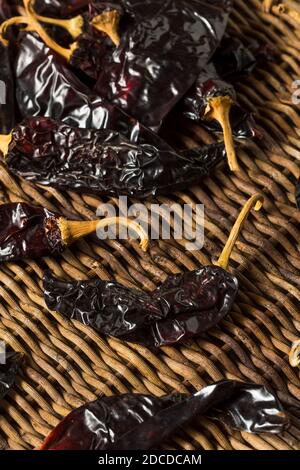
[205, 96, 238, 172]
[215, 194, 264, 271]
[0, 14, 76, 60]
[289, 340, 300, 367]
[25, 0, 84, 39]
[0, 134, 12, 156]
[91, 10, 121, 46]
[59, 217, 149, 252]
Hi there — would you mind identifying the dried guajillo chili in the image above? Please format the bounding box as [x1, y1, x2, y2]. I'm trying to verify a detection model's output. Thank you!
[0, 202, 148, 263]
[94, 0, 232, 129]
[43, 195, 263, 347]
[3, 116, 225, 198]
[0, 351, 23, 400]
[289, 341, 300, 367]
[40, 380, 289, 450]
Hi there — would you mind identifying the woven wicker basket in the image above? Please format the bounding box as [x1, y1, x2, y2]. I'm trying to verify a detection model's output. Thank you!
[0, 0, 299, 451]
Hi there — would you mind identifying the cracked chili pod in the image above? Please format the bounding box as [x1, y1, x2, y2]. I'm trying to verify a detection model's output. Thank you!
[40, 380, 289, 450]
[43, 195, 263, 347]
[0, 202, 148, 263]
[94, 0, 232, 130]
[4, 116, 226, 198]
[0, 351, 23, 400]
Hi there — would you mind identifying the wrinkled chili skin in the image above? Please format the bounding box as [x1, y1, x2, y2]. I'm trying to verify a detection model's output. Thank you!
[0, 203, 63, 263]
[40, 380, 289, 450]
[69, 3, 125, 80]
[43, 266, 237, 347]
[95, 0, 232, 129]
[15, 32, 205, 150]
[34, 0, 90, 16]
[6, 117, 225, 198]
[0, 351, 23, 400]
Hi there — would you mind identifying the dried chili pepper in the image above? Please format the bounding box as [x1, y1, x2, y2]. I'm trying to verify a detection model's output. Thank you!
[0, 202, 148, 263]
[3, 116, 225, 198]
[43, 195, 263, 347]
[94, 0, 232, 128]
[0, 351, 23, 400]
[40, 379, 289, 450]
[213, 35, 257, 80]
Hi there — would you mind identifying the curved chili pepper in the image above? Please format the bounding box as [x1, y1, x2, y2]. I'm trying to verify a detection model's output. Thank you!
[0, 202, 148, 263]
[43, 195, 263, 347]
[40, 380, 289, 450]
[0, 351, 23, 400]
[3, 116, 225, 198]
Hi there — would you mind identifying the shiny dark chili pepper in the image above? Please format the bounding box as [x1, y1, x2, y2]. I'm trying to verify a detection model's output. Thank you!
[0, 202, 148, 263]
[0, 42, 15, 134]
[94, 0, 232, 129]
[213, 35, 257, 79]
[3, 116, 225, 198]
[40, 380, 289, 450]
[0, 351, 23, 400]
[43, 195, 263, 347]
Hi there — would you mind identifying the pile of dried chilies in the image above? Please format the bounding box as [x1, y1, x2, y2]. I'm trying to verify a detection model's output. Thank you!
[0, 0, 267, 172]
[0, 0, 294, 452]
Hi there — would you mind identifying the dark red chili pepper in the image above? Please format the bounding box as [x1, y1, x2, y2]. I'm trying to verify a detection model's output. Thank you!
[44, 266, 238, 347]
[94, 0, 232, 129]
[0, 202, 148, 263]
[213, 35, 257, 80]
[3, 116, 225, 198]
[0, 351, 23, 400]
[43, 195, 263, 347]
[40, 380, 289, 450]
[0, 43, 15, 135]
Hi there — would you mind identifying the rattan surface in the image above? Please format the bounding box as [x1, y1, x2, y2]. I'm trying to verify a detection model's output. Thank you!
[0, 0, 300, 451]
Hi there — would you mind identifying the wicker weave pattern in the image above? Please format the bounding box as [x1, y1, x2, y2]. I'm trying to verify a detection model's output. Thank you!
[0, 0, 299, 451]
